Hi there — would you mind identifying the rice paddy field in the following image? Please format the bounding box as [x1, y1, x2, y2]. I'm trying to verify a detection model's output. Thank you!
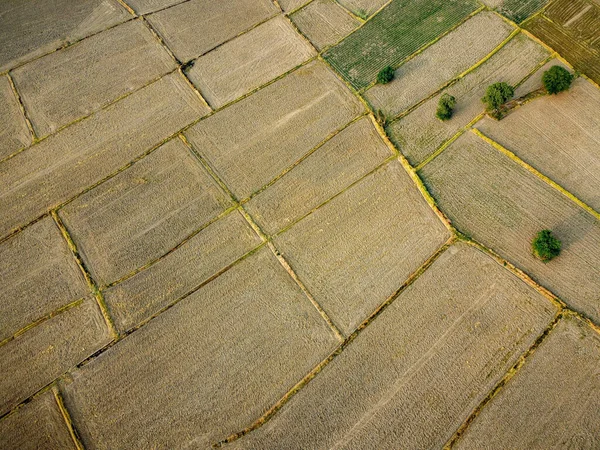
[1, 0, 599, 448]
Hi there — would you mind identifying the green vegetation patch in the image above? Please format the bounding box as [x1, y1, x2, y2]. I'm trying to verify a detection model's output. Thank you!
[532, 229, 561, 261]
[542, 65, 573, 94]
[496, 0, 549, 24]
[323, 0, 479, 89]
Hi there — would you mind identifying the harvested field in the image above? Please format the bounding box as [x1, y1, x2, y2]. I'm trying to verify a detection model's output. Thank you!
[59, 138, 231, 287]
[0, 0, 130, 72]
[476, 77, 600, 211]
[187, 16, 316, 108]
[0, 73, 209, 239]
[323, 0, 480, 89]
[184, 61, 364, 200]
[0, 217, 87, 342]
[337, 0, 388, 17]
[231, 243, 556, 449]
[11, 20, 176, 137]
[514, 57, 571, 97]
[525, 0, 600, 84]
[480, 0, 549, 23]
[124, 0, 185, 15]
[0, 390, 77, 450]
[420, 131, 600, 323]
[146, 0, 278, 63]
[364, 11, 514, 117]
[274, 161, 450, 335]
[60, 248, 339, 449]
[388, 33, 548, 166]
[0, 297, 110, 416]
[291, 0, 360, 51]
[456, 315, 600, 449]
[244, 117, 392, 235]
[0, 75, 31, 159]
[278, 0, 311, 13]
[104, 211, 262, 332]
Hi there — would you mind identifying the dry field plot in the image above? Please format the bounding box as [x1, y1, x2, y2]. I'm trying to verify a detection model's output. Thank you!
[0, 73, 209, 239]
[0, 0, 130, 72]
[274, 161, 450, 335]
[388, 33, 548, 166]
[11, 20, 177, 137]
[244, 117, 392, 235]
[364, 11, 515, 117]
[479, 0, 549, 23]
[525, 0, 600, 84]
[61, 248, 339, 449]
[421, 132, 600, 323]
[185, 61, 364, 200]
[456, 315, 600, 449]
[58, 138, 232, 287]
[187, 16, 316, 108]
[476, 77, 600, 211]
[291, 0, 360, 51]
[146, 0, 278, 63]
[278, 0, 311, 13]
[0, 75, 31, 159]
[323, 0, 480, 89]
[232, 243, 556, 449]
[124, 0, 186, 15]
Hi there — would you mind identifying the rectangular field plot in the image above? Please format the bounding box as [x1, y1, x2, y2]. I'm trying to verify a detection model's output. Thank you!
[388, 33, 548, 166]
[364, 11, 514, 117]
[59, 138, 231, 287]
[147, 0, 278, 63]
[456, 315, 600, 449]
[184, 61, 364, 200]
[12, 20, 177, 137]
[0, 75, 31, 159]
[273, 160, 450, 335]
[480, 0, 549, 23]
[476, 77, 600, 211]
[525, 0, 600, 84]
[230, 243, 556, 449]
[187, 16, 316, 108]
[244, 117, 392, 235]
[420, 131, 600, 323]
[291, 0, 360, 51]
[323, 0, 480, 89]
[61, 248, 339, 449]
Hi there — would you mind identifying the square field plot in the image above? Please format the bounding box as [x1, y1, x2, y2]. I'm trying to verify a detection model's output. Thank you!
[323, 0, 480, 89]
[59, 138, 232, 287]
[0, 72, 209, 240]
[244, 116, 393, 235]
[103, 210, 263, 333]
[61, 248, 339, 449]
[291, 0, 360, 51]
[0, 75, 31, 159]
[147, 0, 278, 62]
[187, 16, 316, 108]
[364, 11, 515, 118]
[456, 315, 600, 449]
[230, 243, 556, 449]
[388, 33, 548, 166]
[274, 160, 450, 335]
[11, 20, 176, 137]
[0, 0, 130, 72]
[0, 217, 88, 342]
[184, 61, 364, 200]
[476, 77, 600, 212]
[420, 131, 600, 323]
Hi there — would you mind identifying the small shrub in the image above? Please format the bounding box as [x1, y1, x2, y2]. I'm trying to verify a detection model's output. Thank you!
[481, 82, 514, 111]
[374, 109, 387, 126]
[377, 66, 395, 84]
[436, 93, 456, 121]
[532, 229, 561, 262]
[542, 65, 573, 94]
[355, 8, 368, 20]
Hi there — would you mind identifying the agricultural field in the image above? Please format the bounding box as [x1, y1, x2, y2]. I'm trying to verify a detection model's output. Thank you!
[1, 0, 599, 448]
[323, 0, 480, 89]
[525, 0, 600, 84]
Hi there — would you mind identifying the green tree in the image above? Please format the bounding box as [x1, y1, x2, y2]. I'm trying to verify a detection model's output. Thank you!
[532, 229, 561, 262]
[542, 65, 573, 94]
[436, 93, 456, 121]
[377, 66, 395, 84]
[481, 82, 514, 110]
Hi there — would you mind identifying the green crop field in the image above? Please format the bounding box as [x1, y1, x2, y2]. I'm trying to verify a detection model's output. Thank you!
[323, 0, 480, 89]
